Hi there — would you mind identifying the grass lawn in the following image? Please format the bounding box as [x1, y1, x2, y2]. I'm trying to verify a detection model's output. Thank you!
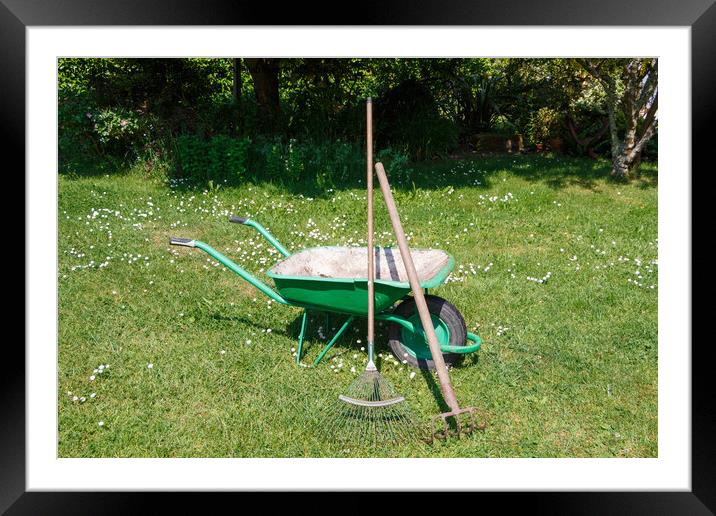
[58, 154, 658, 457]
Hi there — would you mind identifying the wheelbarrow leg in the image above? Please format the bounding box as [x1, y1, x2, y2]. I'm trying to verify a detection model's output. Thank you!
[313, 315, 354, 366]
[296, 310, 309, 365]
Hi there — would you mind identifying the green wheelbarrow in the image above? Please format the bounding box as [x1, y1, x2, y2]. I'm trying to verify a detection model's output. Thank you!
[170, 216, 481, 370]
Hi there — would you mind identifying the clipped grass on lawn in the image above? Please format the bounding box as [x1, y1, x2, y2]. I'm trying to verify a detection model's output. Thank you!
[58, 154, 658, 457]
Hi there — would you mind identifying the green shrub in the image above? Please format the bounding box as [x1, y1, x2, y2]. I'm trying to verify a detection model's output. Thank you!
[377, 79, 459, 160]
[490, 114, 518, 137]
[390, 116, 459, 161]
[172, 135, 410, 188]
[247, 138, 362, 187]
[59, 95, 162, 173]
[209, 135, 250, 181]
[195, 95, 257, 137]
[175, 134, 250, 183]
[376, 147, 411, 182]
[58, 94, 97, 165]
[526, 107, 563, 145]
[90, 108, 142, 150]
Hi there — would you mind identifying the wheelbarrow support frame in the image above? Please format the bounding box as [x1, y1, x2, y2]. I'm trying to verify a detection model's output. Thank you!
[170, 216, 481, 367]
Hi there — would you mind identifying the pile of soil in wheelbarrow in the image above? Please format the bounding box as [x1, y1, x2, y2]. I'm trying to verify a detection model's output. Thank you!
[268, 246, 450, 282]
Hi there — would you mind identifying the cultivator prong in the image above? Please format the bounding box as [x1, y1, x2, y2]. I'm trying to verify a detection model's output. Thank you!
[430, 406, 484, 442]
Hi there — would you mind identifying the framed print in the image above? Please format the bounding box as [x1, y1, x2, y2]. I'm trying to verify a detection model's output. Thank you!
[5, 0, 712, 512]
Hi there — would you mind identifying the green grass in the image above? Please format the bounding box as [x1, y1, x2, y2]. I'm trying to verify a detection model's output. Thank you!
[58, 154, 658, 457]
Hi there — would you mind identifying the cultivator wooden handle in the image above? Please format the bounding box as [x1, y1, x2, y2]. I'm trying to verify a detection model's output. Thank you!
[375, 161, 484, 441]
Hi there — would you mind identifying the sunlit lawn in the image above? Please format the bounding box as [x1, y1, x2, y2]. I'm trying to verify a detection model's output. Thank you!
[58, 154, 658, 457]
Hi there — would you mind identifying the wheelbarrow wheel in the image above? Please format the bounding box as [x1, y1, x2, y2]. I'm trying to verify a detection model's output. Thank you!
[388, 295, 467, 370]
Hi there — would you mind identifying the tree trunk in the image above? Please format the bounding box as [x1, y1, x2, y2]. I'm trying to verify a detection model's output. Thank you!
[232, 58, 242, 101]
[245, 58, 281, 133]
[566, 115, 609, 158]
[604, 85, 627, 177]
[577, 58, 658, 179]
[630, 150, 642, 176]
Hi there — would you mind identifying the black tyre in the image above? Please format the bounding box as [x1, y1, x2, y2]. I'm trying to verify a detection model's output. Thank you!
[388, 295, 467, 370]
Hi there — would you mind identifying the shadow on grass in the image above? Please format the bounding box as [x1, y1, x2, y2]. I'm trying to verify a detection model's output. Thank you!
[60, 151, 657, 198]
[60, 154, 137, 178]
[419, 368, 452, 415]
[207, 311, 299, 340]
[205, 297, 485, 437]
[206, 309, 361, 362]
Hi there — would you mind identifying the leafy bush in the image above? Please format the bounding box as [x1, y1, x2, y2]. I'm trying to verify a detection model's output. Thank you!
[526, 107, 563, 145]
[248, 138, 366, 187]
[175, 135, 250, 183]
[195, 95, 258, 137]
[377, 79, 459, 160]
[171, 135, 410, 188]
[58, 94, 98, 164]
[490, 114, 519, 137]
[59, 94, 161, 173]
[58, 58, 234, 114]
[391, 116, 459, 161]
[90, 108, 142, 150]
[376, 148, 411, 181]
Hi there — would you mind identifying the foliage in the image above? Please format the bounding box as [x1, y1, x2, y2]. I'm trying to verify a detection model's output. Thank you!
[58, 93, 99, 162]
[57, 57, 657, 179]
[376, 79, 459, 159]
[172, 135, 411, 189]
[90, 108, 142, 148]
[526, 107, 563, 145]
[569, 74, 608, 115]
[59, 58, 234, 113]
[245, 139, 411, 188]
[59, 93, 164, 173]
[175, 135, 251, 184]
[489, 115, 518, 137]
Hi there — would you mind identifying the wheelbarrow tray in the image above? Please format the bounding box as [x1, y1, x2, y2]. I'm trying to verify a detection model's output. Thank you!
[169, 219, 480, 367]
[266, 246, 454, 315]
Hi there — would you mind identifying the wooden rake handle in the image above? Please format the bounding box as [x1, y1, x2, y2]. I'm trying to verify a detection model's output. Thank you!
[366, 98, 375, 357]
[374, 162, 461, 413]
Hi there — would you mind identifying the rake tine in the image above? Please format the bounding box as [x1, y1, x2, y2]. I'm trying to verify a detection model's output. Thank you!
[320, 370, 419, 447]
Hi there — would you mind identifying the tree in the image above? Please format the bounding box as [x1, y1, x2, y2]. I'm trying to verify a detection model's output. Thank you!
[245, 58, 281, 133]
[566, 114, 609, 159]
[232, 58, 242, 101]
[577, 58, 658, 177]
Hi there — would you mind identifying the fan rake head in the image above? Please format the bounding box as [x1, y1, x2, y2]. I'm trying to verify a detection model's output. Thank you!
[319, 366, 424, 447]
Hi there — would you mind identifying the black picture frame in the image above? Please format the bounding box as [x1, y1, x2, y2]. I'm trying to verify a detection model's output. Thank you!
[5, 0, 711, 513]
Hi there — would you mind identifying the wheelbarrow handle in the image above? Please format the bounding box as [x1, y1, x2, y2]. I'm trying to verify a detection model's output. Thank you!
[229, 215, 249, 224]
[170, 237, 290, 305]
[228, 215, 291, 257]
[169, 237, 195, 247]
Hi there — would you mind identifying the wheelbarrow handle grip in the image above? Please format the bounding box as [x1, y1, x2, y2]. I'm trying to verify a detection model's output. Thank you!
[169, 237, 195, 247]
[229, 215, 249, 224]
